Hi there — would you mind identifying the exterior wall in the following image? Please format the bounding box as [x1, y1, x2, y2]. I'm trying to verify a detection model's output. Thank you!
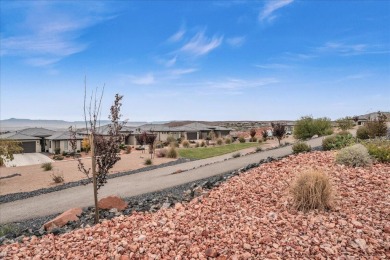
[48, 140, 81, 153]
[35, 140, 41, 153]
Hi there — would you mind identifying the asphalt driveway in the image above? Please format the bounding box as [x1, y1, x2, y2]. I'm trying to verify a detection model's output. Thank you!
[4, 153, 53, 167]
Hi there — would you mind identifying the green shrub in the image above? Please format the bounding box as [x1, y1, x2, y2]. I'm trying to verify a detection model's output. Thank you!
[144, 158, 153, 165]
[181, 140, 190, 148]
[335, 144, 372, 167]
[290, 170, 333, 212]
[255, 147, 262, 152]
[119, 143, 126, 150]
[238, 137, 246, 143]
[0, 224, 19, 237]
[62, 151, 67, 156]
[294, 116, 333, 140]
[167, 146, 178, 158]
[216, 138, 223, 145]
[232, 152, 241, 158]
[225, 138, 232, 144]
[41, 162, 53, 171]
[292, 142, 311, 154]
[356, 126, 370, 140]
[250, 137, 257, 142]
[54, 148, 61, 155]
[364, 139, 390, 163]
[322, 133, 355, 151]
[365, 112, 388, 138]
[336, 117, 354, 130]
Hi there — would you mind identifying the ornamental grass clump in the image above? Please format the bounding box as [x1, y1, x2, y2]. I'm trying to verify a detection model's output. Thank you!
[292, 141, 311, 154]
[41, 162, 53, 171]
[290, 169, 333, 212]
[181, 140, 190, 148]
[216, 138, 223, 145]
[335, 144, 372, 167]
[144, 158, 153, 165]
[167, 146, 178, 158]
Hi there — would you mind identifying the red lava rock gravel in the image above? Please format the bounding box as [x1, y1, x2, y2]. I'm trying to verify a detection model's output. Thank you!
[1, 151, 389, 259]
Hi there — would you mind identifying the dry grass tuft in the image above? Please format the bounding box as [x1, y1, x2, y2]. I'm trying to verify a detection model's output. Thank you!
[290, 169, 333, 212]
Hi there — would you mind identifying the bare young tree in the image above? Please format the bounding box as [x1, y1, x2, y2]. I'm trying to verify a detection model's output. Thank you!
[68, 126, 78, 157]
[145, 133, 157, 159]
[71, 80, 125, 224]
[271, 123, 286, 146]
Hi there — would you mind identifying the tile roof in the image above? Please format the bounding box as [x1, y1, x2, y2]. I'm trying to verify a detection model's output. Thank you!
[46, 131, 84, 140]
[17, 127, 55, 137]
[0, 132, 40, 140]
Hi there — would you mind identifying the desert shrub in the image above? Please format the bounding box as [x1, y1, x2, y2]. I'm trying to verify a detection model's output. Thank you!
[249, 137, 257, 142]
[216, 138, 223, 145]
[238, 137, 246, 143]
[290, 170, 333, 212]
[156, 148, 167, 158]
[292, 142, 311, 154]
[54, 148, 60, 155]
[225, 138, 232, 144]
[53, 155, 64, 160]
[294, 116, 333, 140]
[322, 133, 355, 151]
[0, 224, 19, 237]
[356, 126, 370, 140]
[335, 144, 372, 167]
[144, 158, 153, 165]
[337, 130, 351, 136]
[125, 146, 132, 154]
[119, 143, 126, 150]
[166, 135, 176, 144]
[255, 147, 262, 152]
[155, 141, 163, 149]
[62, 151, 67, 156]
[364, 139, 390, 163]
[365, 112, 388, 138]
[41, 162, 53, 171]
[51, 171, 64, 183]
[195, 142, 200, 148]
[232, 152, 241, 158]
[167, 146, 178, 158]
[181, 140, 190, 148]
[200, 141, 206, 147]
[336, 117, 354, 130]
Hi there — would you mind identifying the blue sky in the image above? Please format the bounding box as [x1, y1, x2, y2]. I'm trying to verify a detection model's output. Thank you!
[1, 0, 389, 122]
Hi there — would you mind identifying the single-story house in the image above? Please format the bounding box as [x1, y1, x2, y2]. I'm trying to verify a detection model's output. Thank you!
[17, 127, 55, 152]
[78, 125, 134, 145]
[46, 132, 83, 154]
[0, 132, 41, 153]
[175, 122, 232, 140]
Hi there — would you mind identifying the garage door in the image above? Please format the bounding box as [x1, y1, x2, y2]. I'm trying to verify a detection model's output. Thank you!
[21, 141, 36, 153]
[186, 132, 198, 140]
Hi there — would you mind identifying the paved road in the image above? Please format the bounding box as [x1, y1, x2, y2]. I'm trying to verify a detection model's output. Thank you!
[0, 138, 324, 224]
[4, 153, 53, 167]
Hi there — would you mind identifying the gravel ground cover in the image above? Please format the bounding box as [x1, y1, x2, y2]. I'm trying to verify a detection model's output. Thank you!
[1, 151, 389, 259]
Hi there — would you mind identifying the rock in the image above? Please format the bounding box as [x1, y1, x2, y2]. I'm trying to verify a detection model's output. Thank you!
[161, 202, 171, 209]
[241, 252, 252, 259]
[137, 234, 146, 241]
[205, 248, 218, 257]
[384, 226, 390, 233]
[311, 134, 319, 139]
[354, 238, 367, 251]
[98, 196, 128, 211]
[129, 243, 138, 252]
[243, 243, 251, 250]
[43, 208, 82, 231]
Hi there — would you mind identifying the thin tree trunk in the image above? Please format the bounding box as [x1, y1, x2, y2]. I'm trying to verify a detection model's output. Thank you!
[91, 134, 99, 224]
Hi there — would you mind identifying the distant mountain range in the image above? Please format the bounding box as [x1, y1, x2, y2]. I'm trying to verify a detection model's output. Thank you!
[0, 118, 154, 132]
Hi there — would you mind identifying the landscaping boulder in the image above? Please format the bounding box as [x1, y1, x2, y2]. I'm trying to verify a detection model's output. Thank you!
[43, 208, 82, 231]
[98, 195, 128, 211]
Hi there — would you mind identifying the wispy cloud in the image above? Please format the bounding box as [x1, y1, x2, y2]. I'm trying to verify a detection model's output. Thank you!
[179, 31, 223, 57]
[169, 68, 198, 76]
[259, 0, 294, 23]
[128, 73, 156, 85]
[168, 27, 186, 42]
[227, 36, 246, 47]
[255, 63, 291, 69]
[316, 41, 389, 56]
[0, 2, 115, 67]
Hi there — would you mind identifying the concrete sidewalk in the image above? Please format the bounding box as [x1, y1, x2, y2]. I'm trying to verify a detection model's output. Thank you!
[0, 138, 324, 224]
